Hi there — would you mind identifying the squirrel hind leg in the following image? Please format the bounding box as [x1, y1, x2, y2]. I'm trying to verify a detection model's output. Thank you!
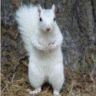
[26, 87, 41, 95]
[53, 90, 61, 96]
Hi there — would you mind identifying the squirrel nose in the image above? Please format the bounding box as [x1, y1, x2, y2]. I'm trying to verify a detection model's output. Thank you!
[46, 27, 51, 31]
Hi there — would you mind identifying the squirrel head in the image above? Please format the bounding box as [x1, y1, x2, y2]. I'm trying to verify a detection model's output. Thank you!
[38, 4, 56, 33]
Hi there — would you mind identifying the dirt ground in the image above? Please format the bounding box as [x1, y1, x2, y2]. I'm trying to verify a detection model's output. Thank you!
[1, 64, 96, 96]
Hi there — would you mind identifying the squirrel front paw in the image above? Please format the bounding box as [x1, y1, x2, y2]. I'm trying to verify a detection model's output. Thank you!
[37, 44, 45, 51]
[49, 42, 57, 50]
[32, 42, 45, 51]
[37, 42, 45, 51]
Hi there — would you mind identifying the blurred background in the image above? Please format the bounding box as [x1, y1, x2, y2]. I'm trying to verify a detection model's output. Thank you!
[1, 0, 96, 96]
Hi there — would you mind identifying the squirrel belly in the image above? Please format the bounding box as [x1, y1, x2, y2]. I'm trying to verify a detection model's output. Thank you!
[16, 4, 64, 96]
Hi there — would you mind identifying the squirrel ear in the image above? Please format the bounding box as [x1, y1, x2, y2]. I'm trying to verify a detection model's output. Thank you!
[38, 5, 42, 15]
[52, 4, 55, 13]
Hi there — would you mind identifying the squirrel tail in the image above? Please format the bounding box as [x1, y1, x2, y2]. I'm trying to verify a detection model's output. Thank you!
[15, 5, 39, 36]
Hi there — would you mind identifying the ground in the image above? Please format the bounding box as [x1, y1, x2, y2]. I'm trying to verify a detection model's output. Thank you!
[1, 64, 96, 96]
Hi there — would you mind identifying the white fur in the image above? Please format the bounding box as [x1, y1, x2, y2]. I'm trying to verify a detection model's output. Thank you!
[16, 4, 64, 96]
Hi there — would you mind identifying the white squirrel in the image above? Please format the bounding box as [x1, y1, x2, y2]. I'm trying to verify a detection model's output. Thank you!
[16, 4, 64, 96]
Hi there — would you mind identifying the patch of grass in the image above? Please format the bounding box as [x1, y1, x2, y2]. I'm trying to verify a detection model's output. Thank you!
[1, 67, 96, 96]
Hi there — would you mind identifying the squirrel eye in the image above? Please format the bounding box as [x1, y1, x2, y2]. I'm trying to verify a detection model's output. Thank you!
[39, 17, 42, 21]
[54, 17, 56, 21]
